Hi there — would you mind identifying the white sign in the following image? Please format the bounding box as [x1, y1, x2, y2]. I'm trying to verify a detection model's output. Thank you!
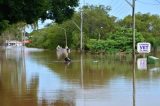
[137, 42, 151, 53]
[137, 58, 147, 70]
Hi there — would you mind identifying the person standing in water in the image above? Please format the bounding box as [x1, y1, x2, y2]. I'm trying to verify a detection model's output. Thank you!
[64, 46, 71, 62]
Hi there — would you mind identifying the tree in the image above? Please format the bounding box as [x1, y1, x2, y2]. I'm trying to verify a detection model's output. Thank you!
[77, 5, 116, 39]
[0, 22, 27, 44]
[86, 27, 144, 53]
[27, 5, 118, 50]
[0, 0, 78, 33]
[118, 12, 160, 49]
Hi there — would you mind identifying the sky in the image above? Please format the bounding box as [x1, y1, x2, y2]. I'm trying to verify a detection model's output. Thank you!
[26, 0, 160, 32]
[79, 0, 160, 19]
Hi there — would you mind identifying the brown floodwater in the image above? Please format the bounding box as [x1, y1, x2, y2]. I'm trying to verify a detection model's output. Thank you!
[0, 47, 160, 106]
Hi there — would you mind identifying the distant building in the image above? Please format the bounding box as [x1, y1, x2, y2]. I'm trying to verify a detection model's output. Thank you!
[5, 40, 23, 46]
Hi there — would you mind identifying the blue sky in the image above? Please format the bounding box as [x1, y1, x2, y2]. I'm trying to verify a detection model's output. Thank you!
[26, 0, 160, 32]
[79, 0, 160, 19]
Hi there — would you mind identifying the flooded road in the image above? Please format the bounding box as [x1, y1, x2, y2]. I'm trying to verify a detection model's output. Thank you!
[0, 47, 160, 106]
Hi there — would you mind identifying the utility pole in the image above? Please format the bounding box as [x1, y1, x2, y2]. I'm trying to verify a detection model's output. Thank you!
[80, 8, 83, 52]
[80, 0, 85, 53]
[72, 12, 83, 52]
[62, 28, 67, 48]
[125, 1, 136, 106]
[125, 0, 136, 58]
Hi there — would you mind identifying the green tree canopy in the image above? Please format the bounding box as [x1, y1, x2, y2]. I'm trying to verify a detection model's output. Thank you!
[0, 0, 78, 33]
[118, 12, 160, 48]
[74, 5, 116, 39]
[87, 27, 144, 53]
[118, 13, 160, 33]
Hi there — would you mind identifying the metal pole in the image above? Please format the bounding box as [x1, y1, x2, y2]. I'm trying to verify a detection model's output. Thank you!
[23, 28, 26, 47]
[125, 0, 136, 58]
[64, 29, 67, 48]
[80, 0, 85, 53]
[80, 9, 83, 52]
[132, 0, 136, 59]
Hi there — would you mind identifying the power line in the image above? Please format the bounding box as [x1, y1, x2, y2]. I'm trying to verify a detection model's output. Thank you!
[155, 0, 160, 4]
[109, 0, 131, 19]
[136, 0, 160, 16]
[137, 0, 160, 5]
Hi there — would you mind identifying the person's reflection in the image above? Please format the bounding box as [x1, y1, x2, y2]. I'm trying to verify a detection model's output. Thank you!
[64, 61, 70, 72]
[133, 54, 136, 106]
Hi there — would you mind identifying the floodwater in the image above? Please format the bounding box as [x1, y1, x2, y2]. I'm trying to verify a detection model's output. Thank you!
[0, 47, 160, 106]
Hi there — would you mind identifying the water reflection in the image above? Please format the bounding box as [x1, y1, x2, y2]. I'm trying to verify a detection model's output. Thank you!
[137, 58, 147, 70]
[0, 47, 38, 106]
[135, 53, 160, 106]
[0, 48, 160, 106]
[133, 55, 136, 106]
[80, 54, 84, 89]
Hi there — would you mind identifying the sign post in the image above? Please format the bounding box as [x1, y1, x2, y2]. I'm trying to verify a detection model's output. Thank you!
[137, 42, 151, 54]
